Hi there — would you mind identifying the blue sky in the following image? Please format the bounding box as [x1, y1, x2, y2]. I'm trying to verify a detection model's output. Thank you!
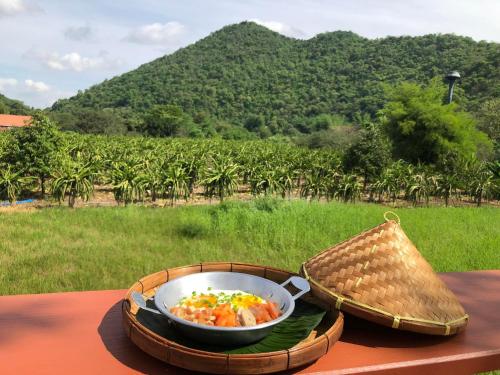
[1, 0, 499, 108]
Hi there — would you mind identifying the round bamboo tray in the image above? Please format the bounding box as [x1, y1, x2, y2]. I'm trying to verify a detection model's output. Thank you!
[123, 262, 344, 374]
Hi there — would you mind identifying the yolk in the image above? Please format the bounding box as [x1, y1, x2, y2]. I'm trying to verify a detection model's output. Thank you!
[183, 294, 218, 308]
[231, 295, 263, 309]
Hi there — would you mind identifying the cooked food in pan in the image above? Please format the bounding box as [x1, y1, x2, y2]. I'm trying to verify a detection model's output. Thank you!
[168, 289, 281, 327]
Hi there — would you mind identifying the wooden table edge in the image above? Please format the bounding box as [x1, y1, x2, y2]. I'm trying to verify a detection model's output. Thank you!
[304, 348, 500, 374]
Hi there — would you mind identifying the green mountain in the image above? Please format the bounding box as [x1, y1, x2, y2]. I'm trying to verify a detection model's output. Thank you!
[51, 22, 499, 134]
[0, 93, 32, 115]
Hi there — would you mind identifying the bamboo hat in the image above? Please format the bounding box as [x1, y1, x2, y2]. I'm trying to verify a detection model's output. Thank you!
[301, 212, 468, 335]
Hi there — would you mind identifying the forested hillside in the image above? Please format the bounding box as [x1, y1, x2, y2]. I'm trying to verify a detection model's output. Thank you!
[0, 93, 32, 115]
[51, 22, 499, 135]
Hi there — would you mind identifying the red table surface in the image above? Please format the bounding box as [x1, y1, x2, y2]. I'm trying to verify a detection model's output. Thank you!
[0, 270, 499, 375]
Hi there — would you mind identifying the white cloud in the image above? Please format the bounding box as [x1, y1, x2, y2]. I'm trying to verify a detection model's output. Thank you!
[26, 49, 122, 72]
[0, 0, 25, 16]
[64, 25, 93, 41]
[250, 19, 306, 39]
[46, 52, 97, 71]
[25, 79, 49, 92]
[125, 22, 186, 45]
[0, 0, 40, 16]
[0, 77, 18, 90]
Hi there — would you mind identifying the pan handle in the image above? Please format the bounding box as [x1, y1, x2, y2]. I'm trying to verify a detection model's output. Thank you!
[131, 291, 164, 316]
[281, 276, 310, 300]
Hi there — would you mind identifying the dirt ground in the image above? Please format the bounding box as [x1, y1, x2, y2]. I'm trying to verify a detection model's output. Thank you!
[1, 185, 498, 213]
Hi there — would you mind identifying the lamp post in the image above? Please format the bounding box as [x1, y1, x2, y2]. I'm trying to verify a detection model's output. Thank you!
[445, 71, 460, 104]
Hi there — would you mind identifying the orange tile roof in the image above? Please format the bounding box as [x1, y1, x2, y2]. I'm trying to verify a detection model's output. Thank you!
[0, 114, 32, 128]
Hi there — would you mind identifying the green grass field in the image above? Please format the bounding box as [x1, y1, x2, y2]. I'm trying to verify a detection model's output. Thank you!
[1, 199, 498, 295]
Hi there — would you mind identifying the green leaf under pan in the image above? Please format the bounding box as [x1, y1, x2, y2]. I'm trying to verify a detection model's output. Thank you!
[225, 300, 326, 354]
[137, 299, 326, 354]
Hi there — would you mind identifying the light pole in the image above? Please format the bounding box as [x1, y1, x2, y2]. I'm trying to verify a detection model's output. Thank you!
[445, 71, 460, 104]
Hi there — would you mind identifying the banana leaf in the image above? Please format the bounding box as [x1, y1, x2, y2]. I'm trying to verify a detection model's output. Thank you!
[137, 299, 326, 354]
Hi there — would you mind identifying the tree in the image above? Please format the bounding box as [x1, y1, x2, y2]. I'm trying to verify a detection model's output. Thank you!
[343, 124, 391, 189]
[244, 115, 264, 132]
[475, 98, 500, 159]
[0, 101, 8, 114]
[296, 126, 359, 151]
[352, 112, 373, 128]
[0, 131, 9, 161]
[5, 112, 62, 196]
[0, 93, 31, 115]
[193, 113, 217, 137]
[380, 80, 492, 164]
[310, 114, 333, 131]
[475, 99, 500, 143]
[142, 105, 189, 137]
[71, 109, 127, 134]
[218, 124, 256, 140]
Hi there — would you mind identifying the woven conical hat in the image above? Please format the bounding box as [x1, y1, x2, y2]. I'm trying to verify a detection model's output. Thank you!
[301, 212, 468, 335]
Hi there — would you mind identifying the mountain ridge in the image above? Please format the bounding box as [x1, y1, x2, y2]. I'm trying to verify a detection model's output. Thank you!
[50, 21, 500, 134]
[0, 93, 32, 115]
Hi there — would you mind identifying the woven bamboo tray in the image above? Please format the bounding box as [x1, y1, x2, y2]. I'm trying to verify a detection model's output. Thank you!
[123, 262, 344, 374]
[301, 212, 468, 336]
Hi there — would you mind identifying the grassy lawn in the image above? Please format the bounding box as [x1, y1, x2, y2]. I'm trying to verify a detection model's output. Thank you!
[0, 199, 499, 296]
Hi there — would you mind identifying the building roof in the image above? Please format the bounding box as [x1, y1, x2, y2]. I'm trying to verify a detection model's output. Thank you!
[0, 114, 32, 128]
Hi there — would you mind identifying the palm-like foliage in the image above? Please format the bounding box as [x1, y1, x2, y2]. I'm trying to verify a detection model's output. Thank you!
[406, 172, 433, 206]
[372, 168, 400, 203]
[249, 168, 281, 196]
[0, 165, 33, 203]
[1, 131, 498, 208]
[392, 161, 414, 200]
[201, 157, 239, 202]
[110, 160, 146, 205]
[466, 161, 496, 207]
[435, 173, 460, 207]
[276, 167, 295, 199]
[51, 160, 95, 208]
[300, 170, 325, 201]
[336, 174, 362, 203]
[182, 155, 203, 194]
[142, 159, 164, 202]
[324, 170, 341, 201]
[488, 161, 500, 201]
[162, 164, 190, 206]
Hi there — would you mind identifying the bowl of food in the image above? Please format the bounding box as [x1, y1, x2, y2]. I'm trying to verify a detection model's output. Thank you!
[152, 272, 310, 345]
